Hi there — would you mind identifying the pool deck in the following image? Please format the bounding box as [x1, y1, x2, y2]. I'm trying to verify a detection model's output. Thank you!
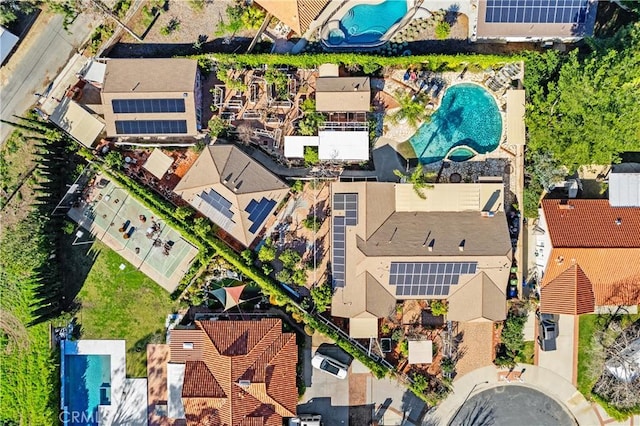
[62, 339, 148, 426]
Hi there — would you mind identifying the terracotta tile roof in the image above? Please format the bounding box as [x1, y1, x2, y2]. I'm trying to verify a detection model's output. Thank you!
[540, 264, 595, 315]
[254, 0, 329, 34]
[541, 199, 640, 248]
[167, 319, 297, 426]
[541, 248, 640, 313]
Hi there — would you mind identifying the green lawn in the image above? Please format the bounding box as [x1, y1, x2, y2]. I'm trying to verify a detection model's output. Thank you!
[70, 240, 181, 377]
[577, 314, 599, 397]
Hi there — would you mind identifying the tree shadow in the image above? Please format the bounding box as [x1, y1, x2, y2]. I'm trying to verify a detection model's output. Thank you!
[106, 37, 252, 58]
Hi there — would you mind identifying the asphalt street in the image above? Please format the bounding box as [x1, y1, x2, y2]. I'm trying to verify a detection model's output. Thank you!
[0, 11, 98, 143]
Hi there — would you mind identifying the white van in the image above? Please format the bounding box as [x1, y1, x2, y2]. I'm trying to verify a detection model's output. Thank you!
[289, 414, 322, 426]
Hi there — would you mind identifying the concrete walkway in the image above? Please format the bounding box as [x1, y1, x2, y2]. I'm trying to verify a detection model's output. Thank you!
[423, 364, 599, 426]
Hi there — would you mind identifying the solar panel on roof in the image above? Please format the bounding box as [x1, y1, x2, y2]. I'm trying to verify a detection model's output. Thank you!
[332, 193, 358, 288]
[112, 98, 186, 114]
[199, 189, 234, 222]
[114, 120, 187, 135]
[390, 261, 479, 297]
[485, 0, 589, 24]
[245, 197, 276, 234]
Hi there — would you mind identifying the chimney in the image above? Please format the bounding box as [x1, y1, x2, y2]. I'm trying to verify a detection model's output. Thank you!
[458, 239, 465, 252]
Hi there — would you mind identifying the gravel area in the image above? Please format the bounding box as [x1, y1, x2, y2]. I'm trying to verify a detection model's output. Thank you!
[109, 0, 259, 57]
[455, 322, 495, 377]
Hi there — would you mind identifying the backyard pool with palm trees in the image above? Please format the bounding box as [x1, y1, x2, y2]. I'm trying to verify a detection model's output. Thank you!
[409, 83, 502, 164]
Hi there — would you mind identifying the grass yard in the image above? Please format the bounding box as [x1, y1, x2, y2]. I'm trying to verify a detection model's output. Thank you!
[68, 239, 181, 377]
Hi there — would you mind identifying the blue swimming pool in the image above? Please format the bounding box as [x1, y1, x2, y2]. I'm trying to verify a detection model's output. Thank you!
[410, 83, 502, 164]
[64, 355, 111, 425]
[329, 0, 408, 45]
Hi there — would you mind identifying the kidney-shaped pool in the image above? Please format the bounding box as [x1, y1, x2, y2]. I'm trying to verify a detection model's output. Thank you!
[410, 83, 502, 164]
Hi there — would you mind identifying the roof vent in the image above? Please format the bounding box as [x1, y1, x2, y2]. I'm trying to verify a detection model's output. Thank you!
[183, 342, 194, 350]
[233, 186, 239, 192]
[427, 239, 435, 252]
[558, 204, 574, 210]
[238, 380, 250, 388]
[556, 256, 564, 265]
[458, 239, 465, 252]
[615, 217, 622, 226]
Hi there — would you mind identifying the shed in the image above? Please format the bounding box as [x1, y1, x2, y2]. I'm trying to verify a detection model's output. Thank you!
[143, 149, 174, 180]
[0, 26, 19, 65]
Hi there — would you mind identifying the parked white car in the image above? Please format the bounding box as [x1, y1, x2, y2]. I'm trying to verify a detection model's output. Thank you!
[311, 353, 348, 379]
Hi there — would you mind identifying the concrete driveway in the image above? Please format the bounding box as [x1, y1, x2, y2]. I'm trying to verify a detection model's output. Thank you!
[298, 335, 427, 426]
[1, 11, 98, 143]
[536, 314, 577, 385]
[298, 343, 351, 425]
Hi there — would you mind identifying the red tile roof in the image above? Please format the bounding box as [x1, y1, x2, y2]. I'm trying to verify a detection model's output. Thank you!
[169, 319, 297, 426]
[540, 264, 595, 315]
[541, 248, 640, 314]
[541, 199, 640, 248]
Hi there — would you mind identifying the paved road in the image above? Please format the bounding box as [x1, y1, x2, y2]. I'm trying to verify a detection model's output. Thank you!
[0, 10, 98, 143]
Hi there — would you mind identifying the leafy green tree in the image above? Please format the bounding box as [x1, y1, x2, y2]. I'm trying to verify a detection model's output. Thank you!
[525, 24, 640, 172]
[303, 216, 321, 232]
[193, 217, 211, 237]
[104, 151, 123, 169]
[304, 146, 319, 166]
[430, 300, 448, 316]
[262, 264, 273, 275]
[275, 269, 291, 283]
[208, 116, 229, 138]
[291, 180, 304, 193]
[62, 220, 76, 235]
[389, 91, 431, 129]
[292, 269, 307, 286]
[241, 249, 254, 265]
[310, 281, 333, 313]
[257, 240, 276, 263]
[501, 310, 527, 358]
[393, 164, 433, 199]
[279, 249, 301, 269]
[215, 4, 265, 36]
[175, 206, 193, 221]
[435, 21, 451, 40]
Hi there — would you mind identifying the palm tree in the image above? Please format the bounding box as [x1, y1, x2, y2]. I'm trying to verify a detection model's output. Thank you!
[389, 90, 431, 129]
[393, 164, 434, 199]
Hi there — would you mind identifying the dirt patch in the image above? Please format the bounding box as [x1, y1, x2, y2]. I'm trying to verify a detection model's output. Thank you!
[455, 321, 495, 376]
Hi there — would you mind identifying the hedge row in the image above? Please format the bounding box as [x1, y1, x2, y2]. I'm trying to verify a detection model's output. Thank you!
[195, 52, 523, 74]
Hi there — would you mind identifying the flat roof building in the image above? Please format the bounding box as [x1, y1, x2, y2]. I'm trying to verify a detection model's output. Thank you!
[101, 59, 202, 138]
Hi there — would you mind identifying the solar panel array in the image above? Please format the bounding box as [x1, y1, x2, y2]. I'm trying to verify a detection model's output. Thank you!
[389, 262, 478, 296]
[114, 120, 187, 135]
[245, 197, 277, 234]
[332, 193, 358, 288]
[112, 98, 186, 114]
[485, 0, 589, 24]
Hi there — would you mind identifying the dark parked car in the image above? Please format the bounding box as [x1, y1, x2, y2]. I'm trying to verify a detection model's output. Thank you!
[537, 311, 557, 352]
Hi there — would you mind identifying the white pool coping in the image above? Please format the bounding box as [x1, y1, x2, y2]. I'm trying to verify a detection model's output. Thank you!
[61, 340, 147, 425]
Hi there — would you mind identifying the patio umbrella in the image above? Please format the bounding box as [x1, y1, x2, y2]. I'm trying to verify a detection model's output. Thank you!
[211, 285, 246, 311]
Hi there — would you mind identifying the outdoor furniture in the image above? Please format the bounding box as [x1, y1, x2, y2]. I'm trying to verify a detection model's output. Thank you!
[212, 85, 225, 108]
